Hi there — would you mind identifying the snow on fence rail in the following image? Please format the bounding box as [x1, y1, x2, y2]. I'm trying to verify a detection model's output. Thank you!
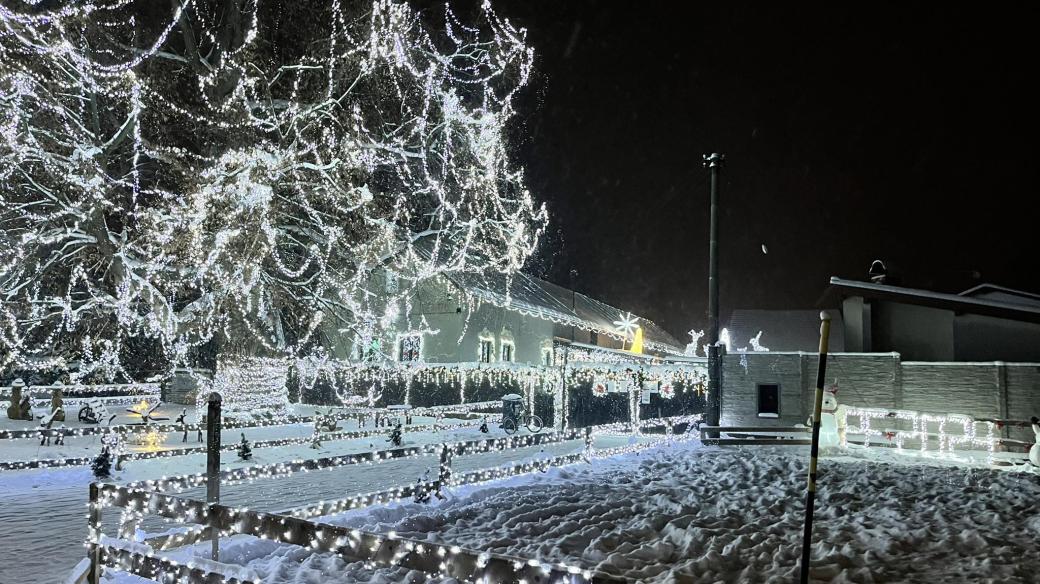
[0, 418, 495, 472]
[841, 406, 999, 454]
[87, 415, 699, 584]
[86, 482, 622, 584]
[0, 402, 465, 442]
[0, 383, 161, 402]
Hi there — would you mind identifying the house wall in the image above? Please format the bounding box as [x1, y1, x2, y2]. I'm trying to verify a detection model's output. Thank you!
[953, 315, 1040, 362]
[419, 300, 556, 365]
[871, 303, 954, 361]
[720, 351, 1040, 445]
[841, 295, 1040, 362]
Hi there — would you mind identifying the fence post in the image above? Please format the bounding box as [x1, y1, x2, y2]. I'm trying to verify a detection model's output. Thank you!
[799, 311, 832, 584]
[87, 482, 102, 584]
[583, 426, 593, 460]
[206, 392, 222, 562]
[438, 443, 453, 487]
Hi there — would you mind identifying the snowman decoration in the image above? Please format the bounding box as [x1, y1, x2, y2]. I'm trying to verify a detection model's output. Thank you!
[1030, 416, 1039, 467]
[812, 384, 846, 451]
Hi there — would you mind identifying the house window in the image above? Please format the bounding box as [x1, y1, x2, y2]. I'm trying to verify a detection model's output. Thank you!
[590, 331, 599, 345]
[757, 384, 780, 418]
[501, 341, 515, 363]
[479, 339, 494, 363]
[398, 334, 422, 362]
[541, 347, 554, 366]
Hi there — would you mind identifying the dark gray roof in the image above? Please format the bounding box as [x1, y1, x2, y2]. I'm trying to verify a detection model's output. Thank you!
[726, 309, 845, 352]
[958, 283, 1040, 308]
[443, 270, 684, 353]
[827, 277, 1040, 324]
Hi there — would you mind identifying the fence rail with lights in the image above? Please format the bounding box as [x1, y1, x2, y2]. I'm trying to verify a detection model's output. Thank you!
[84, 415, 700, 584]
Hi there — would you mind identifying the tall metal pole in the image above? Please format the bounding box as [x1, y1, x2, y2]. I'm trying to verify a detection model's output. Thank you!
[704, 153, 725, 432]
[206, 392, 222, 561]
[799, 311, 833, 584]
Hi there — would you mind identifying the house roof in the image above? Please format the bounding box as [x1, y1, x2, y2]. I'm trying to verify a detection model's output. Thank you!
[443, 270, 684, 354]
[826, 277, 1040, 324]
[958, 283, 1040, 307]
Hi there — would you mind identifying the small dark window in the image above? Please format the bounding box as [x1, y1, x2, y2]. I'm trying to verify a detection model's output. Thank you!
[757, 384, 780, 418]
[398, 335, 421, 362]
[590, 331, 599, 345]
[501, 343, 514, 362]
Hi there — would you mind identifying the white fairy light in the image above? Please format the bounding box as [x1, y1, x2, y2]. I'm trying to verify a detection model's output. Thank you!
[0, 0, 545, 381]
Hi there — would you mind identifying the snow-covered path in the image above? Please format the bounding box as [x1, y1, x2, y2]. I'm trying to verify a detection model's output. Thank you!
[138, 443, 1040, 584]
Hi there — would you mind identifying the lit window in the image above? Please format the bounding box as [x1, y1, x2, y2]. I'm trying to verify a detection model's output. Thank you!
[501, 341, 515, 362]
[479, 340, 494, 363]
[757, 384, 780, 418]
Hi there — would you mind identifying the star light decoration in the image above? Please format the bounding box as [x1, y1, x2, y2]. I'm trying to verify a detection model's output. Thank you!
[613, 312, 640, 340]
[0, 0, 546, 382]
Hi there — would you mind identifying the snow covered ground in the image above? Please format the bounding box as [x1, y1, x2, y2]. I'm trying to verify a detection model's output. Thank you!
[0, 416, 601, 583]
[107, 442, 1040, 584]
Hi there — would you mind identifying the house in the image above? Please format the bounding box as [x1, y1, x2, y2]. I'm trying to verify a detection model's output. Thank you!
[715, 277, 1040, 445]
[350, 269, 685, 366]
[827, 278, 1040, 361]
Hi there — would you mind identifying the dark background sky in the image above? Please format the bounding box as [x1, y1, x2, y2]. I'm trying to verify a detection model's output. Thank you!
[479, 2, 1038, 340]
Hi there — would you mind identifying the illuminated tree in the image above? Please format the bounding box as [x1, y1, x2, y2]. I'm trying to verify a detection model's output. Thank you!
[0, 0, 546, 378]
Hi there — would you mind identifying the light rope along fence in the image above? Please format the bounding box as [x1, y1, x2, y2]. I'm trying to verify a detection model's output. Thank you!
[88, 415, 701, 584]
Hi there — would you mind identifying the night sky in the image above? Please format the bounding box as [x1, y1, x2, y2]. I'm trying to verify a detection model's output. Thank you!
[477, 2, 1039, 340]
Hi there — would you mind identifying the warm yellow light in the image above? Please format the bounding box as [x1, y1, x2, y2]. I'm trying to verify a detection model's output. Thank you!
[629, 327, 643, 354]
[142, 428, 165, 452]
[130, 400, 150, 416]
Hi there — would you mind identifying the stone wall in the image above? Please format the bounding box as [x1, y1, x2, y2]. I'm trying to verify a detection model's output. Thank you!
[720, 351, 1040, 444]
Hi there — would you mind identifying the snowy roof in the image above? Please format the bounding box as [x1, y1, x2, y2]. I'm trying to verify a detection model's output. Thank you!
[726, 309, 845, 352]
[442, 271, 684, 353]
[827, 277, 1040, 324]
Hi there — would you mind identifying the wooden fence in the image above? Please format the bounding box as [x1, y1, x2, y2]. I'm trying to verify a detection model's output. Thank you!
[85, 415, 700, 584]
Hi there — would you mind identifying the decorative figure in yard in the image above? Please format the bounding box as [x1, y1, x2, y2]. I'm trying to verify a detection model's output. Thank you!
[237, 433, 253, 461]
[91, 445, 112, 480]
[310, 418, 323, 449]
[1030, 417, 1040, 467]
[388, 423, 403, 447]
[50, 383, 65, 422]
[176, 409, 188, 443]
[479, 417, 489, 433]
[7, 378, 33, 420]
[38, 406, 64, 445]
[413, 469, 433, 503]
[811, 384, 846, 451]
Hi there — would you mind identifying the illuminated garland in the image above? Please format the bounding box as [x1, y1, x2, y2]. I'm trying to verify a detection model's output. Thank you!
[841, 406, 998, 456]
[91, 418, 699, 584]
[0, 0, 546, 383]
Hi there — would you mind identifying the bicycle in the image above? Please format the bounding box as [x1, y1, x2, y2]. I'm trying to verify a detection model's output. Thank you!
[502, 403, 543, 434]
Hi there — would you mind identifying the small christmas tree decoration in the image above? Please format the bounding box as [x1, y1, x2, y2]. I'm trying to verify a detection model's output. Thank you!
[310, 428, 323, 450]
[413, 469, 433, 504]
[237, 433, 253, 461]
[92, 446, 112, 480]
[388, 423, 403, 447]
